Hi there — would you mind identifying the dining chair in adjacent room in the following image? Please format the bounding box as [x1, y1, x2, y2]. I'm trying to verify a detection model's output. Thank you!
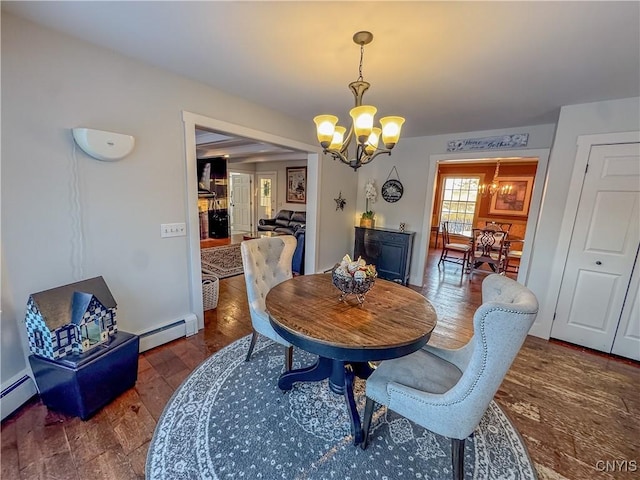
[468, 228, 509, 275]
[240, 235, 298, 370]
[482, 220, 513, 233]
[505, 239, 524, 274]
[438, 222, 472, 279]
[361, 274, 539, 480]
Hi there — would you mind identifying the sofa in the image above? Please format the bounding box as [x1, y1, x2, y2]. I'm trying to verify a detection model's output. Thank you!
[258, 210, 306, 236]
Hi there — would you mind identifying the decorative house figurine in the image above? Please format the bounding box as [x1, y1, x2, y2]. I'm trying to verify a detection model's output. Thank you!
[25, 276, 139, 420]
[25, 276, 118, 360]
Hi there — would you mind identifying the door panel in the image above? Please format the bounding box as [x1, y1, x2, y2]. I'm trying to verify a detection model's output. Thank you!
[230, 174, 252, 233]
[551, 142, 640, 354]
[612, 252, 640, 360]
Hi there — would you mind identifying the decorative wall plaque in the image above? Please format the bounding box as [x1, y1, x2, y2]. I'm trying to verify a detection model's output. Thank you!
[381, 166, 404, 203]
[447, 133, 529, 152]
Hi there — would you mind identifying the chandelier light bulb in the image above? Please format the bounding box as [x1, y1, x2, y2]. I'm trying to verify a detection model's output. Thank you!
[364, 127, 381, 155]
[313, 115, 338, 148]
[350, 105, 377, 144]
[380, 116, 405, 148]
[328, 126, 346, 151]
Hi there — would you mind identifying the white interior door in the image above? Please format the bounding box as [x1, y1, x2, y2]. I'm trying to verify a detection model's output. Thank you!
[256, 172, 277, 222]
[551, 142, 640, 355]
[611, 250, 640, 360]
[229, 173, 252, 233]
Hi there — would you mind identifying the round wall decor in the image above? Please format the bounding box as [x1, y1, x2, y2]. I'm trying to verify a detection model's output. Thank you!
[382, 166, 403, 203]
[381, 179, 403, 202]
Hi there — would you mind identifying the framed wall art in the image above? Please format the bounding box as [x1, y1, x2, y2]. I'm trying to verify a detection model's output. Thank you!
[286, 166, 307, 204]
[489, 177, 534, 216]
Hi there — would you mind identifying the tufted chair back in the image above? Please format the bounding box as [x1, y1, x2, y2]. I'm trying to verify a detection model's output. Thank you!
[362, 274, 538, 479]
[419, 273, 539, 439]
[240, 235, 297, 367]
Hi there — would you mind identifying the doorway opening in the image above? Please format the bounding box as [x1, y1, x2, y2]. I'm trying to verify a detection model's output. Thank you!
[417, 147, 550, 289]
[183, 111, 320, 330]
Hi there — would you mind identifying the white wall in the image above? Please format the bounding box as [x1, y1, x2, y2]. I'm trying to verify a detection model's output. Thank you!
[255, 160, 308, 212]
[0, 14, 340, 406]
[354, 124, 557, 286]
[252, 157, 359, 273]
[529, 97, 640, 338]
[316, 157, 360, 272]
[351, 98, 640, 340]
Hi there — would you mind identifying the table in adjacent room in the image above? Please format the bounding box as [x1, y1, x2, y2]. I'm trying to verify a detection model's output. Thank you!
[265, 273, 437, 445]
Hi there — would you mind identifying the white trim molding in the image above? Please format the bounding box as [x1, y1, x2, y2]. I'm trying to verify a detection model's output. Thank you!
[181, 111, 321, 330]
[532, 130, 640, 339]
[417, 148, 550, 288]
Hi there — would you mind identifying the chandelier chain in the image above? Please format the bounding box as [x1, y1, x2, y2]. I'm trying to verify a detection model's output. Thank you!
[358, 43, 365, 82]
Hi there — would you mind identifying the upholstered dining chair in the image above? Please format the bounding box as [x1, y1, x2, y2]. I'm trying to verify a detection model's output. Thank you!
[438, 222, 472, 279]
[240, 235, 298, 371]
[361, 274, 538, 480]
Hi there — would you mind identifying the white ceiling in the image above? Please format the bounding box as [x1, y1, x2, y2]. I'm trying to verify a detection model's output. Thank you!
[4, 1, 639, 157]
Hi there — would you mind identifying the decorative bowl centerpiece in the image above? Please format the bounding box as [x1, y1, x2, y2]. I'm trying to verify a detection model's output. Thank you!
[331, 254, 377, 305]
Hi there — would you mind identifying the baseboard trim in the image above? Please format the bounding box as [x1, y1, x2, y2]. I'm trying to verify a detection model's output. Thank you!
[1, 370, 37, 421]
[137, 313, 198, 352]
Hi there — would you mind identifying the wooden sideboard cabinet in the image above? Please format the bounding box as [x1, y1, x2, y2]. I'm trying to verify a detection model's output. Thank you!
[354, 227, 415, 285]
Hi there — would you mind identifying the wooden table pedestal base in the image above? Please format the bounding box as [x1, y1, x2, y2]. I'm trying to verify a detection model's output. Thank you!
[278, 357, 375, 445]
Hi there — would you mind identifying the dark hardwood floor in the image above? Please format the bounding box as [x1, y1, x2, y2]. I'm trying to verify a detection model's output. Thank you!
[2, 249, 638, 479]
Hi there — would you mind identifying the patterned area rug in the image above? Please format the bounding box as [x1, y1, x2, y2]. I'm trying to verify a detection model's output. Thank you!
[201, 244, 244, 279]
[146, 336, 537, 480]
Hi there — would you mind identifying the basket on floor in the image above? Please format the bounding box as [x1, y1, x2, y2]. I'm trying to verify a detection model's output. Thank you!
[202, 273, 219, 310]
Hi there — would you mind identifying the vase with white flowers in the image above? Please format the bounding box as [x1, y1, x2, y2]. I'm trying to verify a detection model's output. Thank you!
[361, 179, 377, 228]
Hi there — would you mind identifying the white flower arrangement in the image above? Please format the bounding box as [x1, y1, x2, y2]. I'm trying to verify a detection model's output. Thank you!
[363, 180, 377, 219]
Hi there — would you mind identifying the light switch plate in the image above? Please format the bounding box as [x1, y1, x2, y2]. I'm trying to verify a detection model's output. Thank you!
[161, 223, 186, 238]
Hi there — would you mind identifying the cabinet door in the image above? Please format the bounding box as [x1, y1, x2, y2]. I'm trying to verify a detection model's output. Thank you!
[376, 241, 407, 283]
[354, 228, 412, 285]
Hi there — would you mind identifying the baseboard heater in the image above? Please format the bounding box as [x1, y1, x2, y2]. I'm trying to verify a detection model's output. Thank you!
[138, 314, 198, 353]
[1, 372, 38, 421]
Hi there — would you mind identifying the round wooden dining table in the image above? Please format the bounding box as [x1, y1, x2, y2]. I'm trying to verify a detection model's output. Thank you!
[265, 273, 437, 445]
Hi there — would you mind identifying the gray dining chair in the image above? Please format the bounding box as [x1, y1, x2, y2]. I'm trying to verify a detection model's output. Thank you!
[361, 274, 538, 480]
[240, 235, 298, 370]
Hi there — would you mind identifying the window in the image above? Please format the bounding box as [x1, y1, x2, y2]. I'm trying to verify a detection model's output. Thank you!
[259, 178, 273, 219]
[57, 328, 70, 348]
[439, 176, 480, 237]
[82, 319, 103, 345]
[34, 330, 44, 349]
[103, 311, 114, 329]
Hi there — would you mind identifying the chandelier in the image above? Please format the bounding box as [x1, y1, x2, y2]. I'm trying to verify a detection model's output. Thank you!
[480, 161, 512, 197]
[313, 31, 405, 171]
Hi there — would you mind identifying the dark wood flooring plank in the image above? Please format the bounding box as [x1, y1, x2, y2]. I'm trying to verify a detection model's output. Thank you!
[134, 374, 175, 422]
[19, 451, 80, 480]
[65, 409, 120, 467]
[74, 450, 138, 480]
[1, 417, 20, 480]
